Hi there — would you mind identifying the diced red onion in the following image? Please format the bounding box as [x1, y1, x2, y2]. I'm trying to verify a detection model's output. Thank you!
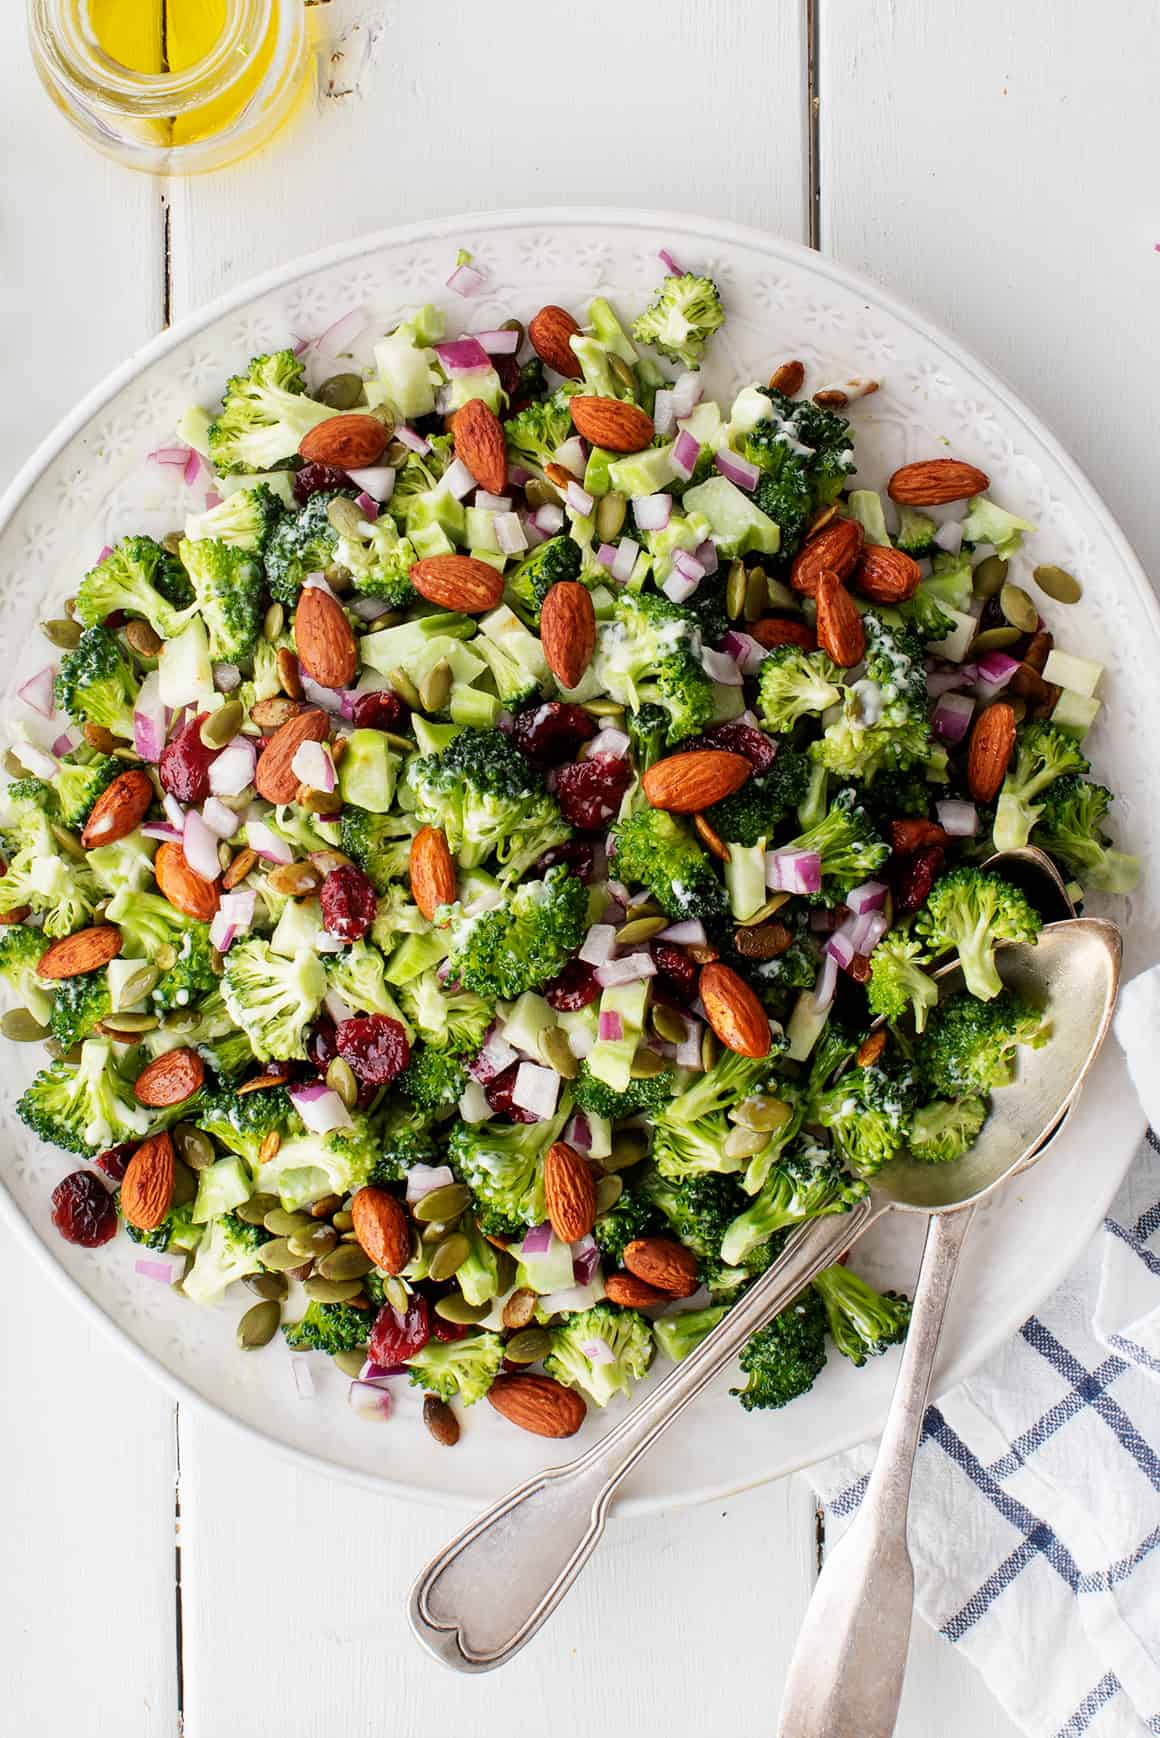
[394, 424, 430, 456]
[658, 919, 706, 945]
[611, 539, 639, 583]
[554, 436, 587, 478]
[209, 890, 255, 953]
[936, 799, 979, 837]
[291, 738, 335, 793]
[457, 1079, 491, 1124]
[522, 519, 547, 549]
[669, 427, 700, 482]
[443, 456, 476, 500]
[719, 629, 767, 676]
[359, 1359, 407, 1382]
[204, 490, 223, 511]
[566, 481, 595, 518]
[96, 544, 113, 563]
[926, 668, 971, 698]
[51, 730, 75, 757]
[161, 793, 184, 831]
[766, 848, 823, 895]
[715, 449, 759, 491]
[597, 1009, 624, 1043]
[846, 880, 887, 915]
[434, 337, 491, 376]
[653, 390, 676, 437]
[141, 822, 183, 843]
[346, 465, 395, 502]
[826, 928, 856, 969]
[674, 1016, 703, 1069]
[932, 691, 976, 744]
[474, 490, 512, 514]
[473, 327, 519, 355]
[353, 491, 379, 521]
[672, 548, 706, 583]
[579, 1336, 616, 1365]
[700, 646, 743, 685]
[208, 735, 256, 796]
[323, 989, 354, 1025]
[579, 923, 617, 966]
[632, 493, 671, 532]
[658, 247, 685, 276]
[513, 1061, 559, 1120]
[348, 1379, 393, 1421]
[446, 261, 485, 298]
[934, 520, 963, 554]
[572, 1236, 600, 1286]
[469, 1025, 519, 1083]
[594, 953, 657, 988]
[495, 512, 528, 555]
[605, 879, 630, 907]
[148, 446, 191, 469]
[508, 465, 531, 487]
[696, 538, 719, 575]
[810, 955, 839, 1012]
[246, 818, 293, 864]
[17, 666, 56, 720]
[532, 503, 565, 536]
[662, 571, 700, 605]
[672, 372, 703, 419]
[300, 675, 347, 715]
[134, 1255, 181, 1285]
[288, 1082, 354, 1134]
[291, 1357, 315, 1400]
[850, 910, 889, 955]
[306, 306, 367, 363]
[350, 595, 396, 622]
[519, 1221, 553, 1256]
[303, 572, 339, 600]
[183, 808, 221, 883]
[587, 727, 630, 760]
[201, 796, 239, 839]
[565, 1112, 592, 1154]
[213, 662, 242, 694]
[975, 651, 1020, 691]
[405, 1164, 455, 1205]
[184, 448, 206, 488]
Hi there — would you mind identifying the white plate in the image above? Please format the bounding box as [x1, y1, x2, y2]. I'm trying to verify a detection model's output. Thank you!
[0, 209, 1155, 1516]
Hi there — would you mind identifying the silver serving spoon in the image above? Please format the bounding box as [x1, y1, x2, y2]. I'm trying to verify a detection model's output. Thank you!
[409, 914, 1120, 1673]
[775, 848, 1078, 1738]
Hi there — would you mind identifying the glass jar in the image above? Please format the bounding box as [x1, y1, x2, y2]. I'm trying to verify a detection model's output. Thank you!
[27, 0, 309, 174]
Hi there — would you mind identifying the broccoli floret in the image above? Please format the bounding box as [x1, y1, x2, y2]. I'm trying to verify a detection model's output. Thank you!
[178, 537, 263, 664]
[405, 727, 570, 879]
[443, 866, 587, 1001]
[282, 1300, 374, 1355]
[48, 970, 112, 1049]
[703, 746, 810, 845]
[608, 807, 728, 930]
[125, 1198, 201, 1254]
[593, 1187, 658, 1268]
[0, 801, 100, 936]
[812, 1263, 912, 1366]
[221, 938, 327, 1062]
[196, 1083, 300, 1167]
[908, 1097, 988, 1163]
[757, 644, 844, 733]
[105, 889, 217, 1012]
[732, 1289, 828, 1411]
[745, 916, 820, 1006]
[591, 591, 714, 745]
[333, 511, 417, 608]
[473, 639, 542, 709]
[719, 1140, 867, 1267]
[181, 1211, 270, 1304]
[867, 927, 938, 1034]
[544, 1301, 654, 1407]
[572, 1063, 676, 1123]
[406, 1330, 505, 1405]
[197, 1027, 255, 1085]
[54, 627, 141, 739]
[397, 1043, 467, 1111]
[754, 389, 857, 518]
[52, 754, 121, 827]
[184, 482, 283, 553]
[631, 274, 724, 368]
[914, 866, 1042, 1002]
[813, 616, 932, 782]
[638, 1167, 744, 1262]
[368, 1102, 439, 1183]
[503, 386, 579, 475]
[263, 492, 345, 605]
[338, 806, 414, 894]
[917, 988, 1049, 1099]
[1033, 776, 1138, 895]
[325, 939, 409, 1021]
[17, 1038, 150, 1155]
[386, 435, 455, 524]
[960, 495, 1036, 560]
[447, 1102, 570, 1239]
[0, 923, 54, 1025]
[75, 536, 195, 641]
[257, 1115, 381, 1210]
[856, 766, 932, 829]
[993, 721, 1090, 853]
[396, 968, 492, 1056]
[651, 1049, 778, 1181]
[744, 430, 815, 558]
[208, 349, 338, 475]
[653, 1304, 729, 1362]
[625, 702, 670, 774]
[779, 786, 889, 903]
[809, 1033, 918, 1177]
[504, 536, 583, 629]
[893, 506, 939, 558]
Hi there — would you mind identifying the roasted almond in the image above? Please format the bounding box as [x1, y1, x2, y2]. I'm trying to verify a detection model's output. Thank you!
[789, 516, 863, 597]
[294, 587, 357, 690]
[254, 707, 329, 804]
[543, 1141, 597, 1244]
[134, 1047, 205, 1108]
[815, 570, 866, 667]
[856, 1030, 887, 1068]
[769, 359, 805, 396]
[750, 616, 817, 653]
[851, 544, 922, 604]
[121, 1131, 175, 1232]
[409, 826, 456, 921]
[623, 1236, 699, 1298]
[693, 811, 731, 864]
[641, 750, 751, 814]
[37, 924, 122, 980]
[967, 701, 1017, 803]
[298, 413, 388, 470]
[222, 848, 258, 891]
[249, 695, 304, 730]
[539, 582, 596, 690]
[604, 1272, 668, 1309]
[487, 1373, 587, 1438]
[153, 840, 220, 921]
[528, 305, 584, 379]
[569, 396, 654, 454]
[453, 397, 508, 495]
[351, 1185, 411, 1275]
[79, 769, 154, 849]
[409, 555, 504, 614]
[699, 962, 773, 1059]
[888, 459, 989, 505]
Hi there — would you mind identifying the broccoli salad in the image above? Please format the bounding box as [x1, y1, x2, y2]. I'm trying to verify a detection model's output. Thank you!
[0, 251, 1136, 1442]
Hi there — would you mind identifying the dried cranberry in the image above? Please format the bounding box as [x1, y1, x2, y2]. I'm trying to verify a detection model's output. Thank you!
[685, 720, 778, 774]
[510, 702, 597, 770]
[892, 844, 945, 915]
[544, 958, 600, 1011]
[159, 712, 218, 803]
[51, 1170, 117, 1247]
[535, 839, 597, 882]
[292, 464, 355, 506]
[493, 352, 522, 402]
[650, 940, 698, 1000]
[335, 1014, 410, 1084]
[369, 1295, 430, 1364]
[94, 1144, 134, 1184]
[307, 1017, 338, 1073]
[485, 1061, 538, 1124]
[555, 754, 633, 829]
[349, 688, 408, 732]
[431, 1316, 471, 1344]
[320, 864, 377, 941]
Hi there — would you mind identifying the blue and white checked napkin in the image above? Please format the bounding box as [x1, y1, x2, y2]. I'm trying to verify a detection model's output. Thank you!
[808, 967, 1160, 1738]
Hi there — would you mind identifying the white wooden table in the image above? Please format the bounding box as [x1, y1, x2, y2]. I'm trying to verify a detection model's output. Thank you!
[3, 4, 1156, 1733]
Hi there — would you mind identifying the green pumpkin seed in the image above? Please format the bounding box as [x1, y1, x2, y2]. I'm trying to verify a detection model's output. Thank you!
[615, 915, 668, 945]
[325, 1057, 359, 1110]
[1000, 583, 1039, 634]
[745, 568, 769, 622]
[41, 617, 83, 650]
[112, 746, 142, 765]
[384, 439, 411, 468]
[317, 1243, 375, 1282]
[625, 897, 662, 921]
[0, 1008, 47, 1042]
[125, 619, 163, 659]
[701, 1026, 719, 1072]
[161, 1006, 200, 1032]
[582, 698, 625, 718]
[263, 601, 285, 641]
[317, 372, 364, 411]
[115, 962, 160, 1008]
[651, 1005, 688, 1046]
[502, 1326, 551, 1363]
[173, 1123, 215, 1171]
[200, 700, 244, 750]
[414, 1183, 472, 1224]
[47, 823, 86, 861]
[4, 750, 33, 779]
[258, 1237, 312, 1273]
[388, 667, 421, 709]
[378, 730, 411, 753]
[494, 1247, 518, 1294]
[329, 1209, 353, 1234]
[161, 531, 183, 555]
[502, 1287, 537, 1331]
[606, 1131, 650, 1171]
[766, 575, 798, 610]
[523, 478, 561, 510]
[595, 1174, 623, 1215]
[264, 1208, 313, 1237]
[723, 1124, 768, 1159]
[629, 1047, 667, 1080]
[972, 554, 1008, 598]
[46, 1039, 85, 1063]
[244, 1270, 288, 1301]
[101, 1010, 159, 1035]
[235, 1192, 280, 1226]
[730, 1095, 794, 1134]
[384, 1276, 409, 1312]
[725, 558, 747, 621]
[427, 1233, 471, 1283]
[1033, 563, 1082, 604]
[968, 625, 1022, 657]
[303, 1276, 365, 1303]
[237, 1300, 281, 1349]
[64, 596, 78, 619]
[540, 1025, 578, 1080]
[433, 1293, 491, 1325]
[596, 490, 627, 543]
[289, 1224, 339, 1260]
[1008, 696, 1027, 725]
[154, 944, 178, 977]
[326, 494, 366, 538]
[166, 1164, 196, 1210]
[300, 786, 343, 817]
[610, 354, 637, 395]
[418, 659, 452, 714]
[332, 1347, 369, 1377]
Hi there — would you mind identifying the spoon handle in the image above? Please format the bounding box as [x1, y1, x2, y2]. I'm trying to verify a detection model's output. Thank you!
[777, 1205, 976, 1738]
[409, 1198, 880, 1672]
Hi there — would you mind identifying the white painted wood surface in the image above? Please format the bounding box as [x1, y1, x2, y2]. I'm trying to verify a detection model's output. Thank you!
[4, 1, 1154, 1732]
